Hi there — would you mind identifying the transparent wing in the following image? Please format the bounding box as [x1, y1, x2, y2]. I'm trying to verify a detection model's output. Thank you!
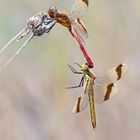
[94, 63, 128, 104]
[94, 82, 118, 104]
[70, 0, 88, 39]
[96, 63, 128, 84]
[72, 93, 89, 113]
[70, 0, 88, 19]
[72, 80, 89, 113]
[74, 18, 88, 38]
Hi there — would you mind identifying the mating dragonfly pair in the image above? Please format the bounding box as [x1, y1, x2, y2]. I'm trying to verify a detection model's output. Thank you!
[0, 0, 128, 129]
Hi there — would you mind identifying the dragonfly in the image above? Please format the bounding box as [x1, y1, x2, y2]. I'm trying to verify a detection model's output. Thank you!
[0, 11, 57, 72]
[48, 0, 94, 68]
[68, 63, 128, 128]
[0, 1, 92, 71]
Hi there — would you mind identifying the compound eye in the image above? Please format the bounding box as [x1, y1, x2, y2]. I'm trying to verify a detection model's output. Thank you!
[50, 7, 57, 12]
[63, 15, 67, 20]
[48, 11, 53, 17]
[48, 7, 57, 18]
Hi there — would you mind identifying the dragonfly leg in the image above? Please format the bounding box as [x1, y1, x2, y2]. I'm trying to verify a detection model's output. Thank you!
[68, 64, 83, 74]
[45, 21, 56, 33]
[67, 76, 84, 89]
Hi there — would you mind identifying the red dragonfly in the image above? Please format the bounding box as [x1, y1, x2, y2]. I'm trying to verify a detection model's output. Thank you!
[48, 0, 94, 68]
[0, 1, 92, 71]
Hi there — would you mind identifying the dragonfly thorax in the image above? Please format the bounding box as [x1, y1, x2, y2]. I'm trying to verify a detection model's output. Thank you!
[48, 7, 72, 30]
[80, 63, 88, 71]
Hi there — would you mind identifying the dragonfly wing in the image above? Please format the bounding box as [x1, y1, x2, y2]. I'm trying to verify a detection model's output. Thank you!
[75, 18, 88, 38]
[94, 63, 128, 104]
[96, 63, 128, 84]
[70, 0, 88, 19]
[70, 0, 88, 39]
[72, 93, 89, 113]
[88, 80, 96, 128]
[72, 79, 89, 113]
[94, 82, 118, 104]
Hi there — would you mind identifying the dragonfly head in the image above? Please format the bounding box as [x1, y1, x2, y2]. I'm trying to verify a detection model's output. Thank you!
[74, 63, 89, 72]
[48, 7, 58, 18]
[80, 63, 89, 72]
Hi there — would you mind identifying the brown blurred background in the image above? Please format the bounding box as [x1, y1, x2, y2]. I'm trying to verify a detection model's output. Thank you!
[0, 0, 139, 140]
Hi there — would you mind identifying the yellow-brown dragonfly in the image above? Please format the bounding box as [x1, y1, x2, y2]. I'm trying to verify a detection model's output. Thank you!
[68, 63, 128, 128]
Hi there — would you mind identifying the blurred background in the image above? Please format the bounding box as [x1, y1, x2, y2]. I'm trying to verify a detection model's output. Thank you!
[0, 0, 139, 140]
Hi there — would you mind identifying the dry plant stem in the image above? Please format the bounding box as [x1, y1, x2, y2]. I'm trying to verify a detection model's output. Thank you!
[0, 28, 27, 54]
[0, 33, 34, 72]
